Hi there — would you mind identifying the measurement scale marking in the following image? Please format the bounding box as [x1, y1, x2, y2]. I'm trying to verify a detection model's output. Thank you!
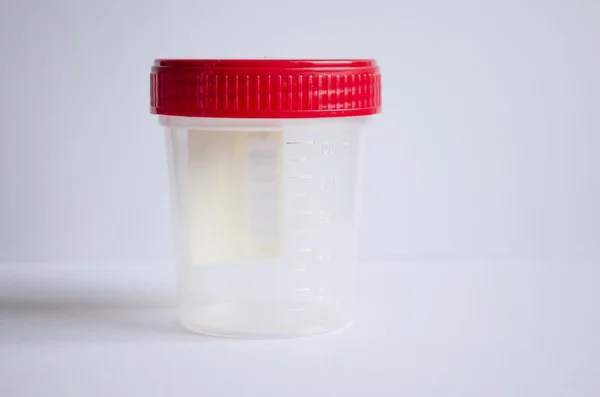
[286, 141, 315, 145]
[286, 175, 313, 179]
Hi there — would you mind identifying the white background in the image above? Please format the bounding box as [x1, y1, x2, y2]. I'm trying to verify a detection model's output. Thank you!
[1, 3, 599, 396]
[1, 0, 599, 263]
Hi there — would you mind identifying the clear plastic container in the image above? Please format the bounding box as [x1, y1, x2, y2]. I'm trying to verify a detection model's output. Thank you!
[151, 59, 381, 337]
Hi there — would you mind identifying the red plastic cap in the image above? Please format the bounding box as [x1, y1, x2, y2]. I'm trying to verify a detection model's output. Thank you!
[150, 59, 381, 119]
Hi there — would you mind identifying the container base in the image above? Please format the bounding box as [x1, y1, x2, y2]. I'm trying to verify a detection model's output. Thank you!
[179, 301, 351, 339]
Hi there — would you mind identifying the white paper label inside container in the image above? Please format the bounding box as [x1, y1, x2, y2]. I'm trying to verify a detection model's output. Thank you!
[188, 130, 284, 264]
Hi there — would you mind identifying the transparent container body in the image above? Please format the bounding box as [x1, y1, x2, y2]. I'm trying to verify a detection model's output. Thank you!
[161, 115, 368, 338]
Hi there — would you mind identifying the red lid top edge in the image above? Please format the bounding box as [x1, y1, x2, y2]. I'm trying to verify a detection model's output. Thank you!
[154, 59, 377, 69]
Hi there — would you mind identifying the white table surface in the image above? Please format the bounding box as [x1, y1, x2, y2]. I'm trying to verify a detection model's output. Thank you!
[1, 261, 598, 397]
